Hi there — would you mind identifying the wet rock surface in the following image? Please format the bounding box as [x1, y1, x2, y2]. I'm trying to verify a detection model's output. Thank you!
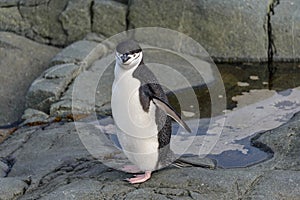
[253, 112, 300, 171]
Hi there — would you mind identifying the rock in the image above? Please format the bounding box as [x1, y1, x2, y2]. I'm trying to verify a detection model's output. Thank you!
[92, 0, 127, 37]
[129, 0, 269, 62]
[25, 77, 72, 113]
[0, 111, 299, 199]
[0, 32, 60, 126]
[50, 40, 106, 67]
[25, 63, 84, 113]
[59, 0, 93, 43]
[25, 40, 108, 114]
[2, 123, 90, 178]
[0, 128, 17, 144]
[49, 52, 115, 116]
[272, 0, 300, 62]
[50, 71, 99, 116]
[0, 0, 128, 47]
[0, 6, 30, 34]
[38, 180, 104, 200]
[0, 177, 29, 200]
[0, 159, 9, 177]
[21, 108, 50, 125]
[43, 63, 82, 79]
[253, 111, 300, 171]
[19, 0, 69, 45]
[0, 0, 19, 6]
[247, 171, 300, 199]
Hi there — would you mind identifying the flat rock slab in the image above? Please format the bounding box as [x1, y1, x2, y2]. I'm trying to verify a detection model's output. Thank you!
[0, 110, 299, 199]
[0, 177, 29, 200]
[0, 32, 60, 126]
[272, 0, 300, 61]
[50, 40, 106, 67]
[253, 111, 300, 171]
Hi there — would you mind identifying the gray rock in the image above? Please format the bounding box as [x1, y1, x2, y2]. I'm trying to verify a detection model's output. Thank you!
[59, 0, 93, 43]
[272, 0, 300, 62]
[26, 78, 71, 113]
[253, 111, 300, 171]
[0, 177, 28, 200]
[0, 160, 8, 177]
[247, 171, 300, 199]
[25, 63, 83, 113]
[49, 71, 99, 116]
[5, 123, 90, 178]
[50, 40, 106, 67]
[43, 63, 82, 79]
[0, 0, 19, 7]
[38, 180, 105, 200]
[129, 0, 269, 62]
[19, 0, 69, 45]
[0, 111, 299, 199]
[92, 0, 127, 37]
[50, 53, 115, 116]
[0, 6, 31, 34]
[21, 108, 50, 125]
[125, 188, 171, 200]
[0, 32, 59, 126]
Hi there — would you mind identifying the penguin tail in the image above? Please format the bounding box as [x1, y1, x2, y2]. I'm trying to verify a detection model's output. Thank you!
[172, 157, 216, 169]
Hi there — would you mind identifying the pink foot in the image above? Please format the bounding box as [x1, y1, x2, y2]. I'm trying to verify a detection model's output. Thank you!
[121, 165, 142, 173]
[125, 171, 152, 184]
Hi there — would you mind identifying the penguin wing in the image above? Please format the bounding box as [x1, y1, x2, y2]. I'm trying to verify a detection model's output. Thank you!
[152, 97, 191, 133]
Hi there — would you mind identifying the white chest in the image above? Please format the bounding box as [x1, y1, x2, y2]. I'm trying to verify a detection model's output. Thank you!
[111, 64, 158, 139]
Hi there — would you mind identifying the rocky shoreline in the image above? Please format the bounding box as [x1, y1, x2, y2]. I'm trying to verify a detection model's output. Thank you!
[0, 0, 300, 199]
[0, 111, 299, 199]
[0, 31, 299, 199]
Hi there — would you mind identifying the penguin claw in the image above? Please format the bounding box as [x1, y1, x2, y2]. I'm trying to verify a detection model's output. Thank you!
[125, 171, 152, 184]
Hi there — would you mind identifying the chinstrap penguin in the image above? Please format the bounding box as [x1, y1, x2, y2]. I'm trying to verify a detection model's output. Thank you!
[111, 40, 191, 184]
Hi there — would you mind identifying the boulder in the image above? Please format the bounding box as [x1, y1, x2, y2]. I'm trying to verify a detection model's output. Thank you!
[50, 40, 106, 67]
[271, 0, 300, 61]
[59, 0, 93, 43]
[0, 6, 30, 34]
[128, 0, 269, 62]
[0, 177, 29, 200]
[92, 0, 127, 37]
[0, 32, 59, 126]
[18, 0, 69, 45]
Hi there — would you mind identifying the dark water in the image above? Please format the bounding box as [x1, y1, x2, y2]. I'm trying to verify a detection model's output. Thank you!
[168, 62, 300, 118]
[167, 62, 300, 168]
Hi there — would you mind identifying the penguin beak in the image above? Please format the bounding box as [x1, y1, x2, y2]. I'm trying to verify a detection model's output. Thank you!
[121, 53, 130, 63]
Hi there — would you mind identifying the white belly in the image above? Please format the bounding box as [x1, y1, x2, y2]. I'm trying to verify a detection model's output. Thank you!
[111, 66, 159, 171]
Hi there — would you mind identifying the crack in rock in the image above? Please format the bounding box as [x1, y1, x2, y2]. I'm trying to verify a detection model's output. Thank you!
[266, 0, 280, 89]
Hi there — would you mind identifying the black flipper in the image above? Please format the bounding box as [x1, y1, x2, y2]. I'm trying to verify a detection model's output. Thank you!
[152, 97, 191, 133]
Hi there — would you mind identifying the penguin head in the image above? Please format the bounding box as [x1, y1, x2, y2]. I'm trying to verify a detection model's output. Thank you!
[115, 40, 143, 69]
